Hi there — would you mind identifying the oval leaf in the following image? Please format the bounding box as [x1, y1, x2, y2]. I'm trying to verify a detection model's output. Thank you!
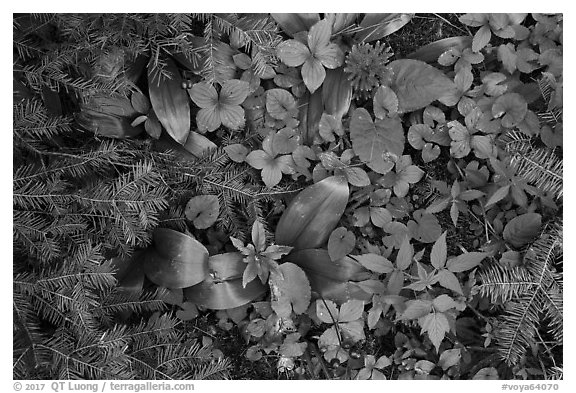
[503, 213, 542, 248]
[328, 227, 356, 261]
[270, 262, 311, 318]
[447, 252, 488, 273]
[185, 195, 220, 229]
[266, 88, 297, 120]
[354, 254, 394, 274]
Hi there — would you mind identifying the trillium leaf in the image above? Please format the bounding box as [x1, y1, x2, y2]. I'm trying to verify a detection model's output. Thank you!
[339, 320, 365, 342]
[196, 107, 221, 132]
[220, 79, 250, 106]
[276, 39, 310, 67]
[319, 113, 343, 142]
[185, 195, 220, 229]
[307, 19, 331, 53]
[219, 104, 245, 130]
[328, 227, 356, 261]
[302, 58, 326, 93]
[189, 82, 218, 108]
[503, 213, 542, 248]
[350, 108, 405, 174]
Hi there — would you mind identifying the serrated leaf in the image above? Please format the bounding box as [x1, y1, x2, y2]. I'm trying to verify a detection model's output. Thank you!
[270, 262, 311, 318]
[355, 254, 394, 274]
[339, 320, 366, 342]
[432, 294, 457, 312]
[185, 195, 220, 229]
[344, 167, 371, 187]
[472, 25, 491, 52]
[407, 211, 442, 243]
[437, 269, 463, 295]
[503, 213, 542, 248]
[398, 299, 432, 320]
[420, 312, 450, 352]
[431, 231, 448, 269]
[396, 236, 413, 270]
[328, 227, 356, 261]
[485, 185, 510, 208]
[350, 108, 404, 174]
[389, 59, 456, 112]
[492, 92, 528, 128]
[316, 299, 340, 324]
[447, 252, 488, 273]
[338, 299, 364, 322]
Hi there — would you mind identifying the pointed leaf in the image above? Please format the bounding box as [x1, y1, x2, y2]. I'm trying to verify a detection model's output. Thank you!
[246, 150, 273, 170]
[224, 143, 249, 163]
[276, 175, 349, 250]
[398, 299, 432, 320]
[420, 312, 450, 352]
[328, 227, 356, 261]
[432, 294, 457, 312]
[260, 164, 283, 188]
[344, 167, 371, 187]
[438, 348, 462, 371]
[437, 269, 463, 295]
[447, 252, 488, 273]
[307, 19, 331, 54]
[266, 88, 298, 120]
[148, 58, 190, 144]
[302, 58, 326, 93]
[472, 25, 491, 52]
[396, 236, 414, 270]
[322, 67, 352, 120]
[431, 232, 448, 269]
[370, 207, 392, 228]
[189, 82, 218, 109]
[251, 220, 266, 252]
[485, 185, 510, 208]
[355, 254, 394, 274]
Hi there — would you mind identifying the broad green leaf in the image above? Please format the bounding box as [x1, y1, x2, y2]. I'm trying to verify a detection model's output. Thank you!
[183, 252, 267, 310]
[316, 299, 340, 324]
[422, 143, 441, 162]
[143, 229, 209, 289]
[286, 249, 371, 305]
[148, 58, 190, 144]
[398, 299, 432, 320]
[389, 59, 456, 112]
[322, 67, 352, 120]
[251, 220, 266, 252]
[131, 91, 150, 114]
[448, 120, 471, 158]
[437, 269, 463, 295]
[438, 348, 461, 371]
[307, 19, 331, 54]
[319, 113, 343, 142]
[430, 232, 448, 269]
[350, 108, 405, 174]
[339, 320, 366, 342]
[503, 213, 542, 248]
[447, 252, 488, 273]
[407, 210, 442, 243]
[420, 312, 450, 352]
[276, 175, 349, 250]
[185, 195, 220, 229]
[270, 262, 311, 317]
[406, 36, 471, 64]
[338, 299, 364, 322]
[328, 227, 356, 261]
[355, 254, 394, 274]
